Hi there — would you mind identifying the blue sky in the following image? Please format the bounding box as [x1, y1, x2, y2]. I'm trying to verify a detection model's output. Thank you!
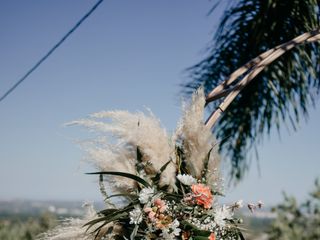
[0, 0, 319, 205]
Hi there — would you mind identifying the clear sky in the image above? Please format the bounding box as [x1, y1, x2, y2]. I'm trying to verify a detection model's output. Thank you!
[0, 0, 319, 205]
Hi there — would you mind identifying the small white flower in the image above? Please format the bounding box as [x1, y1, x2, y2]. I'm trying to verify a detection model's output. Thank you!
[160, 219, 181, 239]
[129, 206, 143, 224]
[257, 200, 264, 208]
[247, 203, 256, 213]
[160, 229, 172, 239]
[214, 205, 233, 227]
[139, 187, 154, 204]
[177, 174, 197, 186]
[234, 199, 243, 209]
[171, 219, 181, 236]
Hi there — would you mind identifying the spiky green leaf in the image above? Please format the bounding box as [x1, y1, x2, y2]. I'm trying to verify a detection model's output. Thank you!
[87, 171, 151, 188]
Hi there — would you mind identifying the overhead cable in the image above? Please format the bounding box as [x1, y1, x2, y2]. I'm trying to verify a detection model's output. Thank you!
[0, 0, 105, 103]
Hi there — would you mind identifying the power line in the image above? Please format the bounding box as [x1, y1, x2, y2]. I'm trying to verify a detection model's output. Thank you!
[0, 0, 105, 103]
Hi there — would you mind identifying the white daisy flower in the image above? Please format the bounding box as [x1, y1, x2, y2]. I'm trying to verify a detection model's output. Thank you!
[177, 174, 197, 186]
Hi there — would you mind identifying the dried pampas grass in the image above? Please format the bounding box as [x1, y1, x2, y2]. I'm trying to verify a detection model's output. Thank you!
[176, 88, 219, 179]
[68, 88, 220, 193]
[68, 109, 176, 190]
[81, 138, 137, 192]
[40, 88, 225, 240]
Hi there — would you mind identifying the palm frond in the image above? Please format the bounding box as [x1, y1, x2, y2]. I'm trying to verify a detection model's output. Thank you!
[184, 0, 320, 180]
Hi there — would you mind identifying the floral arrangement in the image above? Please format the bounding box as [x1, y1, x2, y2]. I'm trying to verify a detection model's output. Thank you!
[40, 89, 259, 240]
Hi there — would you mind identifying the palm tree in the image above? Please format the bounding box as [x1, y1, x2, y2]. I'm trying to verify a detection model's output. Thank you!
[184, 0, 320, 180]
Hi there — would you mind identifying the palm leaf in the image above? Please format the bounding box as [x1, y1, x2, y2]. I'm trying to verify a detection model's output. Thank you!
[184, 0, 320, 180]
[105, 193, 138, 201]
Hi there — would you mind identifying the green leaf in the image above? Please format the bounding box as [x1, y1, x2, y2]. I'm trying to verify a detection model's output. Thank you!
[151, 160, 172, 184]
[135, 146, 145, 173]
[181, 220, 213, 238]
[99, 174, 116, 208]
[193, 230, 211, 237]
[130, 224, 139, 240]
[98, 204, 135, 216]
[87, 171, 151, 188]
[194, 237, 211, 240]
[238, 231, 246, 240]
[202, 148, 213, 183]
[106, 193, 138, 201]
[97, 208, 118, 216]
[137, 146, 143, 163]
[85, 204, 135, 233]
[84, 211, 128, 232]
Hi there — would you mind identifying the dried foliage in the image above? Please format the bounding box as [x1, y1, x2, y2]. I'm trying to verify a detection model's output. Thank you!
[69, 110, 176, 190]
[176, 88, 217, 178]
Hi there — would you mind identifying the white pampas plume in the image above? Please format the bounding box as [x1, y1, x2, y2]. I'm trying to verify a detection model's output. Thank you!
[176, 88, 219, 178]
[69, 110, 176, 189]
[38, 203, 114, 240]
[81, 138, 137, 192]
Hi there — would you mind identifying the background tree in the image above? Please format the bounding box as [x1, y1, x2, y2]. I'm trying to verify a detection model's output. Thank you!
[184, 0, 320, 179]
[267, 179, 320, 240]
[0, 212, 57, 240]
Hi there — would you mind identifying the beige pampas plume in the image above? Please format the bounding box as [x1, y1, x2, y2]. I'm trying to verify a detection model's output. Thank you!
[38, 203, 116, 240]
[80, 138, 137, 192]
[176, 88, 220, 179]
[206, 144, 222, 192]
[69, 110, 176, 189]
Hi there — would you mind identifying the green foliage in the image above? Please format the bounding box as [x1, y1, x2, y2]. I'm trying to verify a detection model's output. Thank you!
[184, 0, 320, 180]
[268, 179, 320, 240]
[0, 212, 57, 240]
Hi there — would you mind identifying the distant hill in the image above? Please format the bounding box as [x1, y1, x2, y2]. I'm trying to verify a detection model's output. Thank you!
[0, 199, 104, 219]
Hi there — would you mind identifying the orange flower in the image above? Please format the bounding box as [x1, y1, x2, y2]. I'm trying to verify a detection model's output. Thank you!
[155, 214, 172, 229]
[191, 184, 213, 209]
[208, 233, 216, 240]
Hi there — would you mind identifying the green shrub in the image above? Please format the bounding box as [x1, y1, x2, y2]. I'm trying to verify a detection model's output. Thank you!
[268, 179, 320, 240]
[0, 212, 57, 240]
